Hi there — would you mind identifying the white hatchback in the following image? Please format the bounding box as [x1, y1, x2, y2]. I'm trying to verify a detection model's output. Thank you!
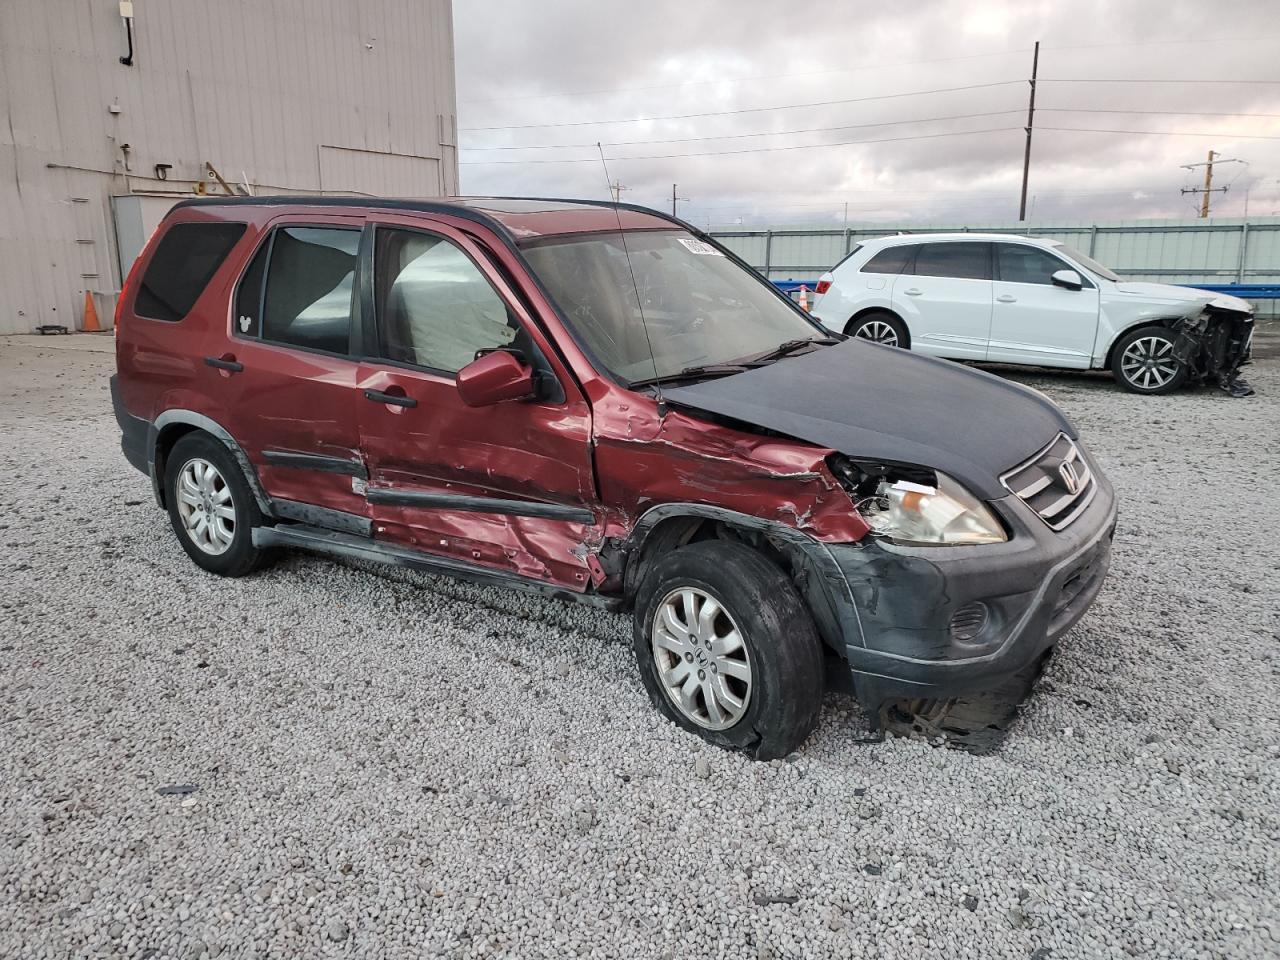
[809, 233, 1254, 395]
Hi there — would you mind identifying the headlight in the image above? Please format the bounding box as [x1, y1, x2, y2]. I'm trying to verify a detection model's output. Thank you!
[843, 467, 1007, 546]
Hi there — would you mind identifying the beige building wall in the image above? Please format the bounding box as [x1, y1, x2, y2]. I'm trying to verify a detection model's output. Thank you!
[0, 0, 459, 334]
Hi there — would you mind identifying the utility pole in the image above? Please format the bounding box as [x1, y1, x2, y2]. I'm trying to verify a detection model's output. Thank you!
[671, 183, 688, 217]
[1018, 40, 1039, 222]
[1180, 151, 1242, 218]
[608, 180, 627, 203]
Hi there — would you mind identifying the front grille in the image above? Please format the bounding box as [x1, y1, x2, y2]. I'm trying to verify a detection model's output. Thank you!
[1000, 433, 1096, 531]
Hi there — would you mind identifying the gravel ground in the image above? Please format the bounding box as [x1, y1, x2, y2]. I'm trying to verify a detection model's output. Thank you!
[2, 334, 1278, 960]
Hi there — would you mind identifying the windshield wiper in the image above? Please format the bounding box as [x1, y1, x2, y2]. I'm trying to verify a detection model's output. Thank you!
[629, 363, 750, 389]
[734, 336, 839, 367]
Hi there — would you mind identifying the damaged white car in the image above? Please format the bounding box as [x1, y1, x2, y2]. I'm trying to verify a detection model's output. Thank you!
[811, 233, 1254, 396]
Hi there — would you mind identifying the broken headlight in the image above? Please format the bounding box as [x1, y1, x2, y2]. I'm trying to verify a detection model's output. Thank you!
[829, 458, 1008, 546]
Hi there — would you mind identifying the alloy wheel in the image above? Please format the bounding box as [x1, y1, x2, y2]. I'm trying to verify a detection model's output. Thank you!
[855, 319, 899, 347]
[1120, 335, 1179, 390]
[651, 586, 753, 730]
[175, 458, 236, 555]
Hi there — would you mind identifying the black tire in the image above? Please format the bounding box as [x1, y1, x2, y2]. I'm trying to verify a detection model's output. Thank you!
[846, 310, 909, 348]
[1110, 325, 1187, 395]
[164, 432, 273, 577]
[632, 540, 824, 760]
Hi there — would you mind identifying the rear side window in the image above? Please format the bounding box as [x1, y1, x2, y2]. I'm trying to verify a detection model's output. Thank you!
[910, 242, 991, 281]
[235, 226, 360, 355]
[860, 245, 915, 275]
[134, 222, 246, 321]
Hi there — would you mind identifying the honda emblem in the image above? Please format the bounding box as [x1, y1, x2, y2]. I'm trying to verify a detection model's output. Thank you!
[1058, 460, 1080, 495]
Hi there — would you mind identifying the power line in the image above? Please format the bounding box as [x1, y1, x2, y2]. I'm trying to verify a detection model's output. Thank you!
[459, 126, 1020, 165]
[459, 80, 1022, 132]
[457, 36, 1280, 107]
[1042, 107, 1280, 120]
[1041, 126, 1280, 140]
[459, 49, 1025, 105]
[1041, 77, 1280, 85]
[458, 110, 1024, 152]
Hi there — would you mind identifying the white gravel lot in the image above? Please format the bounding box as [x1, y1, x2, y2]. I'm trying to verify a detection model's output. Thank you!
[1, 334, 1278, 960]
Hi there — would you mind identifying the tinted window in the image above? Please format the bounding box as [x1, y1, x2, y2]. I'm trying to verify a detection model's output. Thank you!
[135, 222, 246, 321]
[860, 245, 914, 275]
[374, 229, 517, 373]
[910, 242, 990, 281]
[258, 227, 359, 354]
[997, 244, 1080, 286]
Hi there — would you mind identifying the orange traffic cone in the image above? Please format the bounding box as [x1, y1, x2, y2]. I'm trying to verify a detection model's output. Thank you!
[798, 284, 810, 312]
[82, 290, 102, 332]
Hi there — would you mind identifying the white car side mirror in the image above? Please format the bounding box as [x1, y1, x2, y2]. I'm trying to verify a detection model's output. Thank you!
[1051, 269, 1084, 291]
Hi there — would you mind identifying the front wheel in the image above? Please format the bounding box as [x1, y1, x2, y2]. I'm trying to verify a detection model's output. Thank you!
[1111, 326, 1187, 394]
[847, 311, 909, 348]
[632, 541, 824, 760]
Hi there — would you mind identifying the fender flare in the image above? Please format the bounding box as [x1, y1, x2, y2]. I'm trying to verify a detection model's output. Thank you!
[621, 502, 866, 653]
[148, 410, 273, 514]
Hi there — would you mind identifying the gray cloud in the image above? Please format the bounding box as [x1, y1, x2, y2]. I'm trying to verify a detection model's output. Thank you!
[454, 0, 1280, 225]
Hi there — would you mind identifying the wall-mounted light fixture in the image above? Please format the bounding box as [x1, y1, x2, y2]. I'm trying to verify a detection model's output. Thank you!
[119, 1, 135, 66]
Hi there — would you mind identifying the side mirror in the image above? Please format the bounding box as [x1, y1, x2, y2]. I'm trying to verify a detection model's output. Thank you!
[1051, 269, 1084, 291]
[456, 350, 536, 407]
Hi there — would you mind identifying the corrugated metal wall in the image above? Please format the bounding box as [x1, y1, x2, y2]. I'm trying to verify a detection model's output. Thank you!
[0, 0, 458, 334]
[710, 218, 1280, 287]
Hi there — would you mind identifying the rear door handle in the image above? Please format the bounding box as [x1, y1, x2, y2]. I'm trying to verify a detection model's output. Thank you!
[902, 288, 923, 296]
[997, 294, 1017, 303]
[363, 388, 417, 408]
[204, 356, 243, 372]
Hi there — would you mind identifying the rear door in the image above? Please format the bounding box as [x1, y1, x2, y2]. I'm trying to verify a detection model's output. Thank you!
[891, 241, 993, 360]
[987, 242, 1100, 368]
[221, 215, 370, 526]
[355, 215, 597, 589]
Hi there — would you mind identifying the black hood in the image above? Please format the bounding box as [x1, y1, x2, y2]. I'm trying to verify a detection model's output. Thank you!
[663, 340, 1074, 500]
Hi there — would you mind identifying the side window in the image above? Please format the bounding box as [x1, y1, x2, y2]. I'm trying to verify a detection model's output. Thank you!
[860, 244, 914, 275]
[135, 222, 246, 321]
[997, 244, 1093, 287]
[239, 227, 359, 354]
[910, 242, 991, 281]
[373, 228, 518, 374]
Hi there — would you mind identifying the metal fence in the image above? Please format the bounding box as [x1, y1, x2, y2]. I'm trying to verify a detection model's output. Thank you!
[709, 218, 1280, 314]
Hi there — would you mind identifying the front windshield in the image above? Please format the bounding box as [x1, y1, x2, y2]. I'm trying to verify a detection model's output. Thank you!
[521, 229, 821, 383]
[1052, 242, 1121, 282]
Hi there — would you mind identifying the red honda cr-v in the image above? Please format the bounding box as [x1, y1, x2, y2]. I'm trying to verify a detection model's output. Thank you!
[113, 197, 1116, 758]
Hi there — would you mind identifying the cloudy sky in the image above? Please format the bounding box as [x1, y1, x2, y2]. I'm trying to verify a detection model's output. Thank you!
[453, 0, 1280, 227]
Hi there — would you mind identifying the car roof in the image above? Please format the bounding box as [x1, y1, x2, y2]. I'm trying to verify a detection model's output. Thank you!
[862, 232, 1058, 247]
[169, 195, 680, 243]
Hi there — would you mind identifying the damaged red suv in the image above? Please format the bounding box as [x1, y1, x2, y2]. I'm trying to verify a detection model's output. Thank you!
[113, 197, 1117, 758]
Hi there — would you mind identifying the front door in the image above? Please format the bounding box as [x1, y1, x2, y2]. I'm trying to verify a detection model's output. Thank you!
[987, 242, 1100, 368]
[891, 241, 993, 360]
[355, 215, 598, 589]
[222, 215, 370, 523]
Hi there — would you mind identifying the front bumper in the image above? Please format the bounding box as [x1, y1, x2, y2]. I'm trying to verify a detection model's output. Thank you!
[820, 460, 1117, 707]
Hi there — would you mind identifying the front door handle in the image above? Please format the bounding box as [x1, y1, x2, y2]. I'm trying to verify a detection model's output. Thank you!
[996, 294, 1018, 303]
[204, 355, 243, 373]
[902, 288, 923, 296]
[363, 388, 417, 408]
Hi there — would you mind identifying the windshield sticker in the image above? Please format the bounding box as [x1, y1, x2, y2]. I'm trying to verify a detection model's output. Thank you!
[677, 238, 724, 257]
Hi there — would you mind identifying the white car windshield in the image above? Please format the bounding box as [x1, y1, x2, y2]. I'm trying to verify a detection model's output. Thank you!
[1052, 242, 1121, 282]
[521, 229, 822, 384]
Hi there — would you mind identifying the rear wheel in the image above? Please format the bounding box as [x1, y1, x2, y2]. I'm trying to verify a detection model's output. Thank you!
[632, 540, 824, 760]
[847, 310, 908, 348]
[1111, 326, 1186, 394]
[164, 432, 274, 577]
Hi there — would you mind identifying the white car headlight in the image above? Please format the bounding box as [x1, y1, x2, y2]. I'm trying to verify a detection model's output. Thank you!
[855, 472, 1007, 546]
